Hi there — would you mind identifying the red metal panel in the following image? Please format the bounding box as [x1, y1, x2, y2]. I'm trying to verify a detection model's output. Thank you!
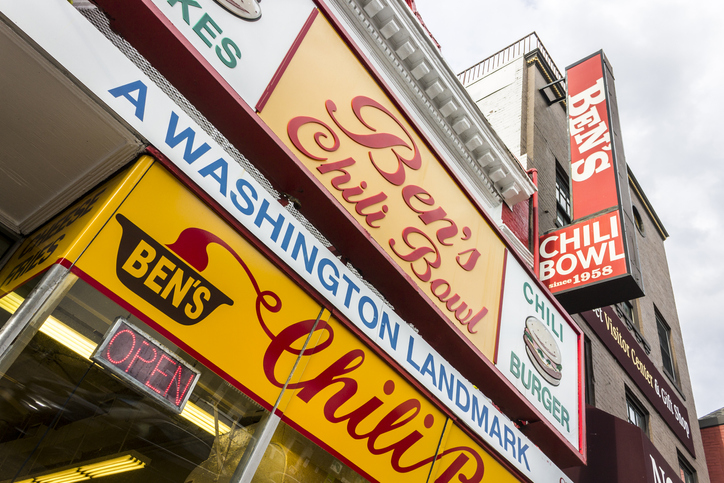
[567, 53, 618, 220]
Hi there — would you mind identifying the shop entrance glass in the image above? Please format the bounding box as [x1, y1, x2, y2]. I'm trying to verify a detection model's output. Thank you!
[0, 275, 368, 483]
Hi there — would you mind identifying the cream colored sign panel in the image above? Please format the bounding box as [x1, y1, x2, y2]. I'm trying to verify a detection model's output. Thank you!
[259, 14, 506, 360]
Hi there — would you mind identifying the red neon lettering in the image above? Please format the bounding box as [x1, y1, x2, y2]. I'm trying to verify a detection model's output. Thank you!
[105, 329, 136, 365]
[146, 354, 176, 394]
[165, 364, 196, 406]
[125, 341, 157, 373]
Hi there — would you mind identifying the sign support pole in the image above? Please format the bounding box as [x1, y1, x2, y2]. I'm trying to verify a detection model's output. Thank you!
[0, 264, 75, 375]
[230, 306, 328, 483]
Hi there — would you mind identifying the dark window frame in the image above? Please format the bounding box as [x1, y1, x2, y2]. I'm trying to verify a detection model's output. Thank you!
[625, 389, 649, 436]
[555, 161, 571, 227]
[632, 205, 646, 237]
[616, 300, 636, 329]
[678, 452, 697, 483]
[615, 300, 652, 355]
[656, 308, 677, 384]
[584, 336, 595, 405]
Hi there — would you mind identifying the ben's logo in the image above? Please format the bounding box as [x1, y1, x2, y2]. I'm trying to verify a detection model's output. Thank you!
[115, 214, 233, 325]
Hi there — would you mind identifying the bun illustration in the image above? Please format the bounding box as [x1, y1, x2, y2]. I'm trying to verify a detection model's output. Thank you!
[214, 0, 262, 21]
[523, 316, 562, 386]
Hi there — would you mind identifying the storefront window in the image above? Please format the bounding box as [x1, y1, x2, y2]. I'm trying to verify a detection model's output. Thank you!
[0, 275, 371, 483]
[187, 420, 369, 483]
[0, 276, 268, 482]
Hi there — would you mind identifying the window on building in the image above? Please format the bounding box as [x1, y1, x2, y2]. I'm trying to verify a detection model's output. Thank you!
[679, 453, 697, 483]
[584, 337, 595, 405]
[632, 205, 646, 236]
[626, 390, 649, 436]
[656, 309, 677, 384]
[555, 162, 571, 227]
[616, 300, 637, 330]
[615, 300, 651, 354]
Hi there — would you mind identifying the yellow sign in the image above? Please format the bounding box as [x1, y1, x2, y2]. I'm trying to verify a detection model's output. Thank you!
[0, 157, 154, 296]
[258, 13, 506, 359]
[76, 161, 518, 482]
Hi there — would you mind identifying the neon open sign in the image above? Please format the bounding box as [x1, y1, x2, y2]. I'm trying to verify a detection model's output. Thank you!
[92, 318, 200, 413]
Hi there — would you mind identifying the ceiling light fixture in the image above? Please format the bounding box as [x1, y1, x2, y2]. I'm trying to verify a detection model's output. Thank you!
[181, 400, 231, 435]
[0, 292, 95, 359]
[15, 453, 146, 483]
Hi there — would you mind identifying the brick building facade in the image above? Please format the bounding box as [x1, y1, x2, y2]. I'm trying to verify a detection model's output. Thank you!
[700, 408, 724, 483]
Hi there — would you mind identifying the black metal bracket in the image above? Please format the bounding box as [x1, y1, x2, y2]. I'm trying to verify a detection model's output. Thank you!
[540, 78, 566, 105]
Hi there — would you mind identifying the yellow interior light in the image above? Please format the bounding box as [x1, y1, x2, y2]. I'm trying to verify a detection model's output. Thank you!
[0, 292, 95, 359]
[1, 292, 232, 437]
[0, 291, 23, 313]
[79, 454, 145, 477]
[38, 317, 96, 359]
[181, 400, 231, 435]
[13, 453, 146, 482]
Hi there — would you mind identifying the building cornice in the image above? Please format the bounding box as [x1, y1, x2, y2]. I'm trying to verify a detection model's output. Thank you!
[323, 0, 536, 210]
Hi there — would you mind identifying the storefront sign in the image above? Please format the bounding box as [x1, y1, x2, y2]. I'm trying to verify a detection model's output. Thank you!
[567, 53, 618, 220]
[257, 12, 583, 453]
[92, 317, 200, 413]
[77, 162, 535, 482]
[498, 254, 582, 449]
[539, 51, 644, 313]
[71, 0, 585, 464]
[539, 210, 626, 291]
[580, 307, 694, 454]
[259, 13, 507, 361]
[2, 1, 579, 478]
[115, 213, 234, 325]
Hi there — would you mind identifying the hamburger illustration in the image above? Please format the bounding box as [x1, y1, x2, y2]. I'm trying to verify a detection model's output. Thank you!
[214, 0, 262, 21]
[523, 316, 563, 386]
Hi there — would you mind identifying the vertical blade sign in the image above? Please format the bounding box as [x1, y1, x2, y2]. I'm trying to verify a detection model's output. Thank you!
[567, 53, 618, 220]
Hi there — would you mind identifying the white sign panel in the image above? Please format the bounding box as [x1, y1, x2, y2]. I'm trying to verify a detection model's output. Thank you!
[0, 2, 575, 481]
[149, 0, 315, 108]
[498, 251, 582, 449]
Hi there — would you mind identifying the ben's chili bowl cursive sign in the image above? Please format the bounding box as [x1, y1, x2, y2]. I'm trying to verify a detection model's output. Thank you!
[282, 94, 507, 359]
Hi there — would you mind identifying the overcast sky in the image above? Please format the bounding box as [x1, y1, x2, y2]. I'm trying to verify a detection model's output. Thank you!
[413, 0, 724, 418]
